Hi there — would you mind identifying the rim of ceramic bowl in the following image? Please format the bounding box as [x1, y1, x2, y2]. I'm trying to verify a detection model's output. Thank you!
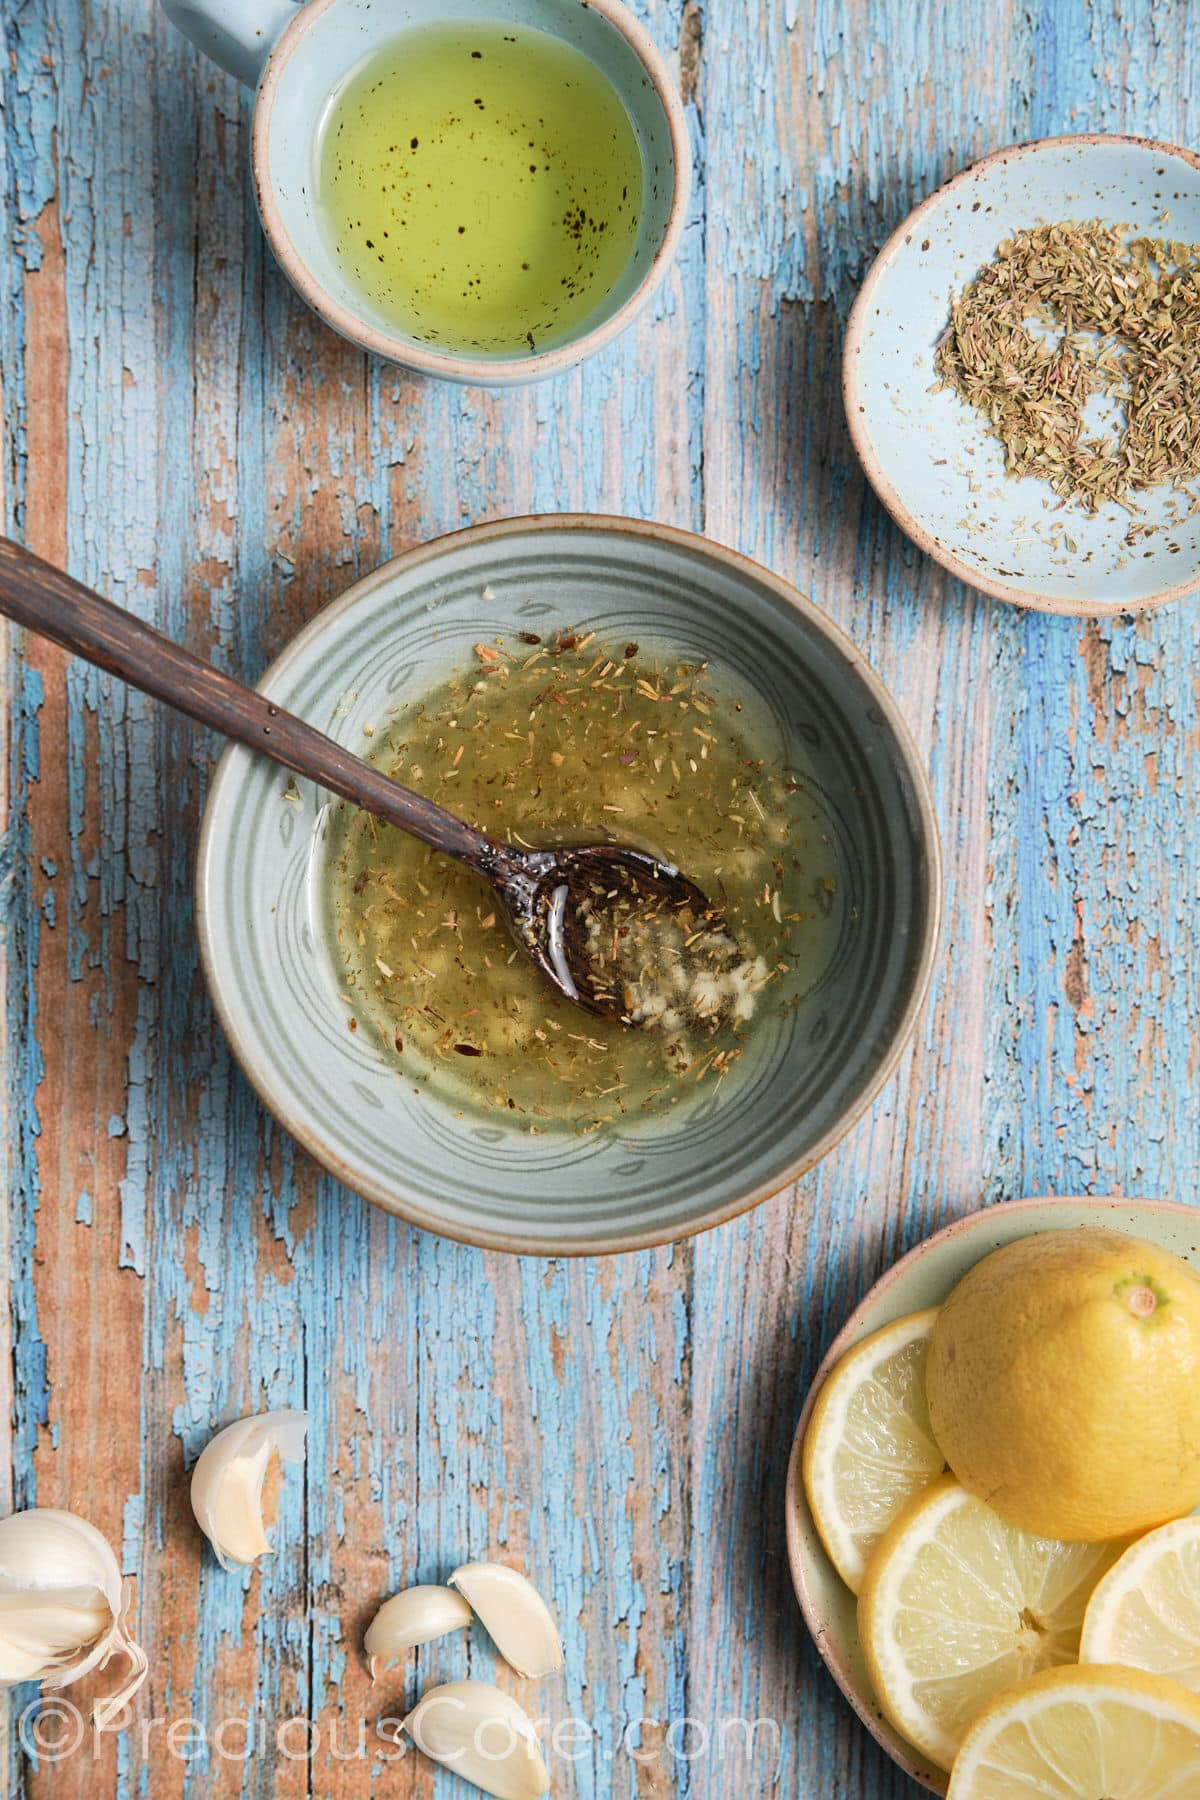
[843, 132, 1200, 617]
[195, 513, 944, 1255]
[251, 0, 692, 385]
[783, 1192, 1198, 1791]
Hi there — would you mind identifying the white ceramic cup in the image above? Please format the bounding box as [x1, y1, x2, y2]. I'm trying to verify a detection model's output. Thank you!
[161, 0, 691, 385]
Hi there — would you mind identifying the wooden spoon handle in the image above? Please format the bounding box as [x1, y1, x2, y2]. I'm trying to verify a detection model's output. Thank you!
[0, 538, 496, 865]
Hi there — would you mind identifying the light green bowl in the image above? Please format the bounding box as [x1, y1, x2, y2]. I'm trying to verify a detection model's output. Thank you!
[196, 515, 941, 1253]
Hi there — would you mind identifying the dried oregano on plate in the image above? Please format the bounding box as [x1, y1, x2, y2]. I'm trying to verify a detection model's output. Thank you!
[934, 220, 1200, 513]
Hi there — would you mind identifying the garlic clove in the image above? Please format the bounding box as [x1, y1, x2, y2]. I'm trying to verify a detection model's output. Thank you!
[402, 1680, 550, 1800]
[204, 1449, 271, 1564]
[0, 1584, 109, 1626]
[447, 1563, 564, 1678]
[0, 1509, 147, 1728]
[190, 1410, 309, 1571]
[0, 1639, 67, 1683]
[0, 1594, 112, 1678]
[364, 1585, 473, 1681]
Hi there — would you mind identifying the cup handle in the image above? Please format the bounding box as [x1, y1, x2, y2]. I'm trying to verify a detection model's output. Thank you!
[159, 0, 303, 87]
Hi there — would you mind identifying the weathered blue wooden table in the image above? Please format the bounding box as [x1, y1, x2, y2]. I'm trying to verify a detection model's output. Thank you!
[3, 0, 1200, 1794]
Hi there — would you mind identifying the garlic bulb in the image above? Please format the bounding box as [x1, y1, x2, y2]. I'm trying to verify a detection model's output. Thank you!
[0, 1508, 148, 1730]
[364, 1585, 472, 1680]
[448, 1563, 564, 1678]
[190, 1410, 309, 1570]
[403, 1680, 550, 1800]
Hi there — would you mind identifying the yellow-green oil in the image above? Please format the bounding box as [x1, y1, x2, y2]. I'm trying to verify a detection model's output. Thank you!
[323, 635, 845, 1134]
[314, 23, 645, 355]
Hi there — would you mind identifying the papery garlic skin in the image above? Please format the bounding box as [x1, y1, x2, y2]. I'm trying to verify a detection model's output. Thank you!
[448, 1563, 564, 1678]
[0, 1509, 148, 1730]
[190, 1410, 309, 1571]
[364, 1586, 473, 1680]
[403, 1680, 550, 1800]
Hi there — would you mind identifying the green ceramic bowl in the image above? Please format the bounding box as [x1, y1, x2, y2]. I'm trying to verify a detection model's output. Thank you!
[785, 1194, 1200, 1794]
[196, 515, 941, 1253]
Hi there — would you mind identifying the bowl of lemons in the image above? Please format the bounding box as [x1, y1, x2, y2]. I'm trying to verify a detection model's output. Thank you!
[785, 1195, 1200, 1796]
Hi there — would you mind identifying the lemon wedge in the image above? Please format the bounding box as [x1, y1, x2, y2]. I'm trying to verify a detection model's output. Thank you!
[858, 1475, 1121, 1769]
[947, 1663, 1200, 1798]
[1080, 1514, 1200, 1689]
[801, 1307, 943, 1593]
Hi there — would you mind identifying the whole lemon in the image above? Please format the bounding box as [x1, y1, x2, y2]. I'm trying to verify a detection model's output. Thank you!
[925, 1227, 1200, 1540]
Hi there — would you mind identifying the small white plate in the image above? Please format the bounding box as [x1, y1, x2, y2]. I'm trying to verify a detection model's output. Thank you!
[784, 1194, 1200, 1793]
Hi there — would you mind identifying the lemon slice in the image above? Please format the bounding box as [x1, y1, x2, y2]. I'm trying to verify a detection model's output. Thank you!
[1080, 1514, 1200, 1688]
[947, 1664, 1200, 1799]
[801, 1307, 943, 1592]
[858, 1475, 1121, 1769]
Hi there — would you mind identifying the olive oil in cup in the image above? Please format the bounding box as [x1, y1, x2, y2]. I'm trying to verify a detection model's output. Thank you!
[315, 23, 645, 357]
[162, 0, 689, 384]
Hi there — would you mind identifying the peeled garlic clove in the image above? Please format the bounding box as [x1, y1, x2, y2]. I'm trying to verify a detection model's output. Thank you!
[364, 1585, 473, 1681]
[403, 1680, 550, 1800]
[447, 1563, 564, 1678]
[190, 1409, 309, 1571]
[0, 1509, 148, 1729]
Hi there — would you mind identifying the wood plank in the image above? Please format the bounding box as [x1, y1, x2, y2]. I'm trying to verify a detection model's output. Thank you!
[692, 0, 1200, 1794]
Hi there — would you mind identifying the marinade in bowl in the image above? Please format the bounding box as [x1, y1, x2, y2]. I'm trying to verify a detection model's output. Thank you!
[323, 630, 846, 1133]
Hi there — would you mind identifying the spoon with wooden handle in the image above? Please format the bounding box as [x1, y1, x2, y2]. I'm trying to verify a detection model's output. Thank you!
[0, 538, 714, 1021]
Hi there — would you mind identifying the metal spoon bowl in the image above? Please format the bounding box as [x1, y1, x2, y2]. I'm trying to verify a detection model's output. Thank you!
[493, 840, 712, 1018]
[0, 539, 714, 1024]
